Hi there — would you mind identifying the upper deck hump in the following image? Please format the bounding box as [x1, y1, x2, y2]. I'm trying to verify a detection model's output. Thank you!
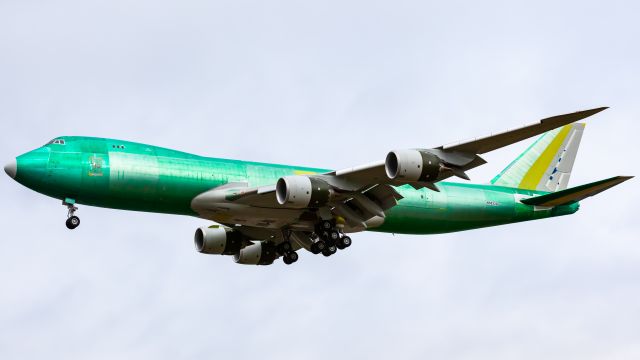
[52, 136, 331, 173]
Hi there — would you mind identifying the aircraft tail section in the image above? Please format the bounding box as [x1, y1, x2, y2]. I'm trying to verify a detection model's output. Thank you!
[491, 123, 585, 191]
[520, 176, 633, 207]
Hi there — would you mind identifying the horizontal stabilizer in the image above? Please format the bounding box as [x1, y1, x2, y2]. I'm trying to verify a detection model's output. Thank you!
[520, 176, 633, 207]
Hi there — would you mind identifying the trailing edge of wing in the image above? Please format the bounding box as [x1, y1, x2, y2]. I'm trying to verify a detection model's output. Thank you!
[442, 107, 608, 154]
[520, 176, 633, 207]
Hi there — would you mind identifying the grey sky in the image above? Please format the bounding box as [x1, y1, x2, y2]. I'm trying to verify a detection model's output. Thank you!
[1, 0, 639, 359]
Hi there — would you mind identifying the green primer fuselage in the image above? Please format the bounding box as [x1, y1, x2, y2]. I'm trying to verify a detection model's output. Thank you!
[13, 137, 578, 234]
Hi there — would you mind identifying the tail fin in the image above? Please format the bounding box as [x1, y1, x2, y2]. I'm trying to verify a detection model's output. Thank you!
[491, 123, 585, 191]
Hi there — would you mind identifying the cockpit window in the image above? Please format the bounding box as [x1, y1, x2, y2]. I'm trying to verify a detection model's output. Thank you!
[46, 139, 66, 145]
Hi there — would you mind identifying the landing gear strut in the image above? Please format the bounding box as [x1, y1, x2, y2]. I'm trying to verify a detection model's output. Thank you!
[63, 199, 80, 230]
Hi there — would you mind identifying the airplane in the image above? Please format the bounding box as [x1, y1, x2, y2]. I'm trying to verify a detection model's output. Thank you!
[4, 107, 632, 265]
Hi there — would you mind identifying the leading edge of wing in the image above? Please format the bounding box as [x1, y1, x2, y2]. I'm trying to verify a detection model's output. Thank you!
[441, 107, 608, 154]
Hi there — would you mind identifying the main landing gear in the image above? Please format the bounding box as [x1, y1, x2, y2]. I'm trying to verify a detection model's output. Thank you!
[63, 199, 80, 230]
[272, 220, 354, 265]
[313, 219, 351, 257]
[278, 231, 299, 265]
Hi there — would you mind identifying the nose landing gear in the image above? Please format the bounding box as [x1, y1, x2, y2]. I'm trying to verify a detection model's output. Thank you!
[63, 199, 80, 230]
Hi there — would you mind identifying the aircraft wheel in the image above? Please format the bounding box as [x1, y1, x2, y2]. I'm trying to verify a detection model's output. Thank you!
[66, 216, 80, 230]
[310, 243, 321, 254]
[311, 240, 326, 254]
[329, 230, 340, 242]
[283, 251, 298, 265]
[339, 236, 352, 248]
[322, 248, 333, 257]
[320, 220, 333, 231]
[278, 241, 292, 255]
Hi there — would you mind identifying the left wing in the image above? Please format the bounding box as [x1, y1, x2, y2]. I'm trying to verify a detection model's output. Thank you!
[193, 108, 608, 232]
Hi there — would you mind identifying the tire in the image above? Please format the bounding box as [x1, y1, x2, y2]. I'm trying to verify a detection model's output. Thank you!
[283, 256, 293, 265]
[321, 220, 332, 230]
[340, 236, 352, 248]
[328, 245, 337, 254]
[310, 243, 321, 254]
[288, 252, 299, 262]
[329, 230, 340, 241]
[322, 248, 332, 257]
[66, 216, 80, 229]
[315, 240, 326, 251]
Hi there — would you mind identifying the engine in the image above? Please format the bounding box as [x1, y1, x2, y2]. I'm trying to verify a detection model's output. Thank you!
[276, 176, 332, 208]
[194, 226, 244, 255]
[384, 149, 442, 182]
[234, 242, 278, 265]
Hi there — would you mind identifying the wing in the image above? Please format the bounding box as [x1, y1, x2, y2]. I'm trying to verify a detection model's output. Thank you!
[192, 107, 608, 232]
[330, 107, 608, 186]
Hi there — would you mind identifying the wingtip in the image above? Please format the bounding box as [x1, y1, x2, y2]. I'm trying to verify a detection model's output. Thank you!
[581, 106, 609, 115]
[606, 175, 634, 185]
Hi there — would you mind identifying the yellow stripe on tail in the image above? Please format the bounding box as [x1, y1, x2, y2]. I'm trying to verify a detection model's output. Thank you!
[491, 123, 585, 192]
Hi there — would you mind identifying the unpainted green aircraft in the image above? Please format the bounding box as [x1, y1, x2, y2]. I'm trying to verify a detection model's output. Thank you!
[4, 107, 632, 265]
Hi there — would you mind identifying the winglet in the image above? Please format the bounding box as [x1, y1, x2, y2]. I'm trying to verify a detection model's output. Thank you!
[520, 175, 632, 207]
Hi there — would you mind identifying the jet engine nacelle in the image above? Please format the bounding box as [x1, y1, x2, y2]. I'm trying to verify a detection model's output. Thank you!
[276, 176, 332, 208]
[234, 242, 278, 265]
[385, 149, 442, 182]
[194, 226, 244, 255]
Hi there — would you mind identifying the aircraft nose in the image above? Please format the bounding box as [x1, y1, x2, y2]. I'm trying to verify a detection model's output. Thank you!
[4, 159, 16, 179]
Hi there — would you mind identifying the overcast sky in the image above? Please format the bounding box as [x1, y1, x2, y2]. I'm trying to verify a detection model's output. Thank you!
[1, 1, 639, 359]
